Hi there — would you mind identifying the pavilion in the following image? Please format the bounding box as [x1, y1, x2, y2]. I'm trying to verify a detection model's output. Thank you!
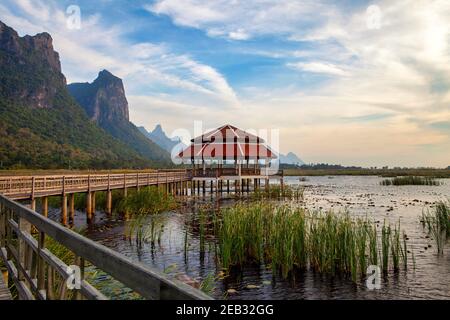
[178, 124, 284, 195]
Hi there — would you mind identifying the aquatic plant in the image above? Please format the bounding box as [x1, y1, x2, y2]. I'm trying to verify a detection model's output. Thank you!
[381, 176, 441, 186]
[124, 215, 165, 248]
[214, 202, 412, 282]
[251, 184, 304, 201]
[117, 186, 177, 216]
[200, 273, 216, 295]
[421, 201, 450, 254]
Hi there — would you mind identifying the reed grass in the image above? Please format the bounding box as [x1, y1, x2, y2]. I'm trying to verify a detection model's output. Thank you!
[124, 215, 165, 248]
[117, 186, 177, 216]
[381, 176, 441, 186]
[214, 202, 412, 281]
[421, 201, 450, 254]
[251, 184, 304, 201]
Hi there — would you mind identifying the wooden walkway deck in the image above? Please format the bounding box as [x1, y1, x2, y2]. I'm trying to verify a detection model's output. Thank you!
[0, 272, 12, 300]
[0, 171, 191, 201]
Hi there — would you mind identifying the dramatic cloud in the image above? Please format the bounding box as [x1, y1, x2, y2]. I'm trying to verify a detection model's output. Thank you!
[1, 0, 449, 166]
[0, 0, 238, 108]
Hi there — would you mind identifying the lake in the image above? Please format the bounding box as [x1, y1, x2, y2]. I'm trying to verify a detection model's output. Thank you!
[50, 176, 450, 300]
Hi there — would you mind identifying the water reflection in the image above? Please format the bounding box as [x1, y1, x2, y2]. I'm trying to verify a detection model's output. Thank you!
[48, 176, 450, 299]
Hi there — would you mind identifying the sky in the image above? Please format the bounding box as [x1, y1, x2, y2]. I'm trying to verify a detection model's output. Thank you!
[1, 0, 449, 167]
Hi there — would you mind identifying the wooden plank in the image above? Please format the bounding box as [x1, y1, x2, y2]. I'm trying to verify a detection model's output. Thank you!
[0, 267, 12, 300]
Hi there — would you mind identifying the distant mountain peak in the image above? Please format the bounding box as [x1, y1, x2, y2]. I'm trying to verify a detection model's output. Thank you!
[96, 69, 121, 82]
[279, 152, 305, 165]
[152, 124, 164, 134]
[68, 70, 170, 163]
[140, 125, 186, 154]
[68, 70, 129, 123]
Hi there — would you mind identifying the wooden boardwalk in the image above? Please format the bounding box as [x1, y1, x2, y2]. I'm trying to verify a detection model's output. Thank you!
[0, 272, 12, 300]
[0, 171, 191, 201]
[0, 193, 212, 300]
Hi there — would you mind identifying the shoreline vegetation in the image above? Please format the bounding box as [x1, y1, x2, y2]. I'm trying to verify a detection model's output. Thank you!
[421, 201, 450, 254]
[381, 176, 442, 186]
[284, 168, 450, 178]
[214, 202, 412, 282]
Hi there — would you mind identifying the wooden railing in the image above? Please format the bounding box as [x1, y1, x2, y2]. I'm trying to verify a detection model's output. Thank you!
[0, 171, 191, 200]
[0, 194, 212, 300]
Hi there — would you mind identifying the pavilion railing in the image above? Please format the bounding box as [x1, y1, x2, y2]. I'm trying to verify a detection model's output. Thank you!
[192, 168, 284, 178]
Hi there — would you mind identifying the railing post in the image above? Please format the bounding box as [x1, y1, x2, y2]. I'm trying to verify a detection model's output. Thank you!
[37, 228, 46, 298]
[123, 174, 127, 197]
[18, 217, 31, 283]
[0, 203, 5, 248]
[31, 177, 36, 211]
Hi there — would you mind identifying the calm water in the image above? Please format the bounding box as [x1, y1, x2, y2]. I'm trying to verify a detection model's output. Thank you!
[50, 176, 450, 300]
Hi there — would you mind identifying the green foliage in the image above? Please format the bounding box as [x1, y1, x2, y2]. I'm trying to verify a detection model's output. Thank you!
[421, 201, 450, 254]
[117, 186, 178, 216]
[381, 176, 441, 186]
[251, 184, 304, 201]
[213, 202, 412, 281]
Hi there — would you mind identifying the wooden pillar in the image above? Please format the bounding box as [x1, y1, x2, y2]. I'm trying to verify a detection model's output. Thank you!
[41, 196, 48, 217]
[106, 189, 112, 215]
[30, 177, 36, 211]
[227, 180, 230, 193]
[30, 199, 36, 211]
[61, 194, 68, 226]
[247, 179, 250, 193]
[69, 194, 75, 223]
[123, 174, 128, 197]
[210, 180, 214, 194]
[91, 191, 96, 214]
[86, 192, 92, 222]
[202, 181, 206, 195]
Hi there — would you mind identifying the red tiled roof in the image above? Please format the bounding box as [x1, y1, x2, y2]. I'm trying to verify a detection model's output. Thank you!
[179, 125, 277, 160]
[191, 124, 264, 143]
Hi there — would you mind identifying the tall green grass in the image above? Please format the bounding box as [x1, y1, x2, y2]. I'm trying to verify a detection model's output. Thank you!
[117, 186, 177, 216]
[214, 202, 411, 281]
[381, 176, 441, 186]
[421, 201, 450, 254]
[251, 185, 304, 201]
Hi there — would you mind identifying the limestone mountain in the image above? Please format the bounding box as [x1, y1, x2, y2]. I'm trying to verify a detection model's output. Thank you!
[68, 71, 170, 164]
[138, 124, 186, 154]
[0, 21, 65, 109]
[0, 20, 156, 169]
[279, 152, 305, 165]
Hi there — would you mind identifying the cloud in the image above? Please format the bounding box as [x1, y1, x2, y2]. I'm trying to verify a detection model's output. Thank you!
[1, 0, 449, 167]
[146, 0, 337, 40]
[0, 0, 238, 107]
[287, 62, 349, 77]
